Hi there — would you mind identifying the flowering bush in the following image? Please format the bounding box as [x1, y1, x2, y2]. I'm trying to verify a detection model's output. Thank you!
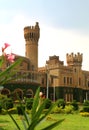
[0, 43, 22, 84]
[80, 112, 89, 117]
[0, 43, 64, 129]
[0, 43, 15, 66]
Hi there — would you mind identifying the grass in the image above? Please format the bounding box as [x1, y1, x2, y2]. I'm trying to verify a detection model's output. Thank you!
[0, 113, 89, 130]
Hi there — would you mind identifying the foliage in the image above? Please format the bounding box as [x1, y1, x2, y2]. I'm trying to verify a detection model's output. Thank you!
[0, 104, 2, 113]
[57, 99, 65, 109]
[64, 105, 74, 114]
[70, 100, 79, 110]
[82, 106, 89, 112]
[2, 98, 13, 110]
[7, 87, 64, 130]
[82, 100, 89, 112]
[26, 98, 34, 110]
[44, 98, 52, 109]
[17, 105, 25, 115]
[0, 43, 23, 85]
[80, 112, 89, 117]
[0, 44, 64, 129]
[52, 106, 64, 114]
[83, 100, 89, 106]
[7, 107, 17, 114]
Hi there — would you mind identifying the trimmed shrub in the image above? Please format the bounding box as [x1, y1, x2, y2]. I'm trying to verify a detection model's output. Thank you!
[52, 106, 64, 114]
[64, 105, 74, 114]
[83, 106, 89, 112]
[80, 112, 89, 117]
[57, 99, 65, 109]
[0, 104, 2, 113]
[81, 100, 89, 112]
[45, 98, 52, 109]
[83, 100, 89, 106]
[2, 98, 13, 110]
[26, 98, 33, 110]
[17, 105, 25, 115]
[70, 100, 79, 110]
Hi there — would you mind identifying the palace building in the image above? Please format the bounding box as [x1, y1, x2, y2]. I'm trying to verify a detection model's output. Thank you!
[0, 22, 89, 102]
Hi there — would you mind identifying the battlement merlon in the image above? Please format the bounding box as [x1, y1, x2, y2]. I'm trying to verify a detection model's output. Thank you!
[24, 22, 40, 41]
[66, 52, 83, 66]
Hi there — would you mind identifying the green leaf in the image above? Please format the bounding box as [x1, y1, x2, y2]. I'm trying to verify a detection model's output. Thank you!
[0, 55, 4, 67]
[16, 93, 30, 126]
[39, 102, 57, 122]
[41, 119, 65, 130]
[0, 58, 23, 77]
[28, 99, 47, 129]
[31, 87, 40, 121]
[7, 111, 21, 130]
[0, 58, 23, 84]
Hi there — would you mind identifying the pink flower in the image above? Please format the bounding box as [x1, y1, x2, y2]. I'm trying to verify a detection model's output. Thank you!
[7, 53, 15, 63]
[2, 43, 10, 52]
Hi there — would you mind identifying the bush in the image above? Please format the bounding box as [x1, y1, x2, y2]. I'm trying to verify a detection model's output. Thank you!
[80, 112, 89, 117]
[52, 106, 64, 114]
[83, 100, 89, 106]
[1, 109, 7, 115]
[2, 98, 13, 110]
[64, 105, 74, 114]
[8, 107, 17, 114]
[57, 99, 65, 109]
[44, 98, 52, 109]
[26, 98, 33, 110]
[0, 104, 2, 113]
[17, 105, 25, 115]
[83, 106, 89, 112]
[70, 100, 79, 110]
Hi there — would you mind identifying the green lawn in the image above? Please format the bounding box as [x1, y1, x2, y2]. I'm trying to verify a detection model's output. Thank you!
[0, 113, 89, 130]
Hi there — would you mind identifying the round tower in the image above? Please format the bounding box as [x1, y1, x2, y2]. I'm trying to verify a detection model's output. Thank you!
[24, 22, 40, 71]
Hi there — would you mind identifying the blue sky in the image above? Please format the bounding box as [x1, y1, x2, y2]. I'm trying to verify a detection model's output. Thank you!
[0, 0, 89, 70]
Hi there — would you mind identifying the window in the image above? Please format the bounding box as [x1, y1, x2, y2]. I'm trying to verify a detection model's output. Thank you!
[70, 77, 72, 84]
[88, 81, 89, 87]
[42, 78, 44, 84]
[79, 77, 81, 86]
[67, 77, 69, 84]
[64, 77, 66, 84]
[51, 77, 53, 84]
[74, 68, 76, 72]
[32, 65, 34, 70]
[32, 73, 34, 80]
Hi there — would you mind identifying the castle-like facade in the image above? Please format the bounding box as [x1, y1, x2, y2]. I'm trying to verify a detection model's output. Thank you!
[0, 22, 89, 102]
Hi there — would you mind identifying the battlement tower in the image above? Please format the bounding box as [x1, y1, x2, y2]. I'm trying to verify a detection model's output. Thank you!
[24, 22, 40, 71]
[66, 52, 83, 67]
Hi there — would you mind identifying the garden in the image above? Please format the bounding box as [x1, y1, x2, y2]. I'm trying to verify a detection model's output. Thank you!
[0, 91, 89, 130]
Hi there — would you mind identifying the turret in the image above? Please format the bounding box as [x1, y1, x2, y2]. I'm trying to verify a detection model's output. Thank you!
[24, 22, 40, 71]
[66, 52, 83, 67]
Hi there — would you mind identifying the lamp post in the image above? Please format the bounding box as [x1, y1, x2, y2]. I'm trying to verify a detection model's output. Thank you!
[46, 70, 49, 98]
[54, 78, 56, 102]
[86, 78, 89, 100]
[50, 75, 58, 102]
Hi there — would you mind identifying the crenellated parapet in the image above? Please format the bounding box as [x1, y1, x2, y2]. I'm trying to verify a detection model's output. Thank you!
[24, 22, 40, 42]
[66, 52, 83, 66]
